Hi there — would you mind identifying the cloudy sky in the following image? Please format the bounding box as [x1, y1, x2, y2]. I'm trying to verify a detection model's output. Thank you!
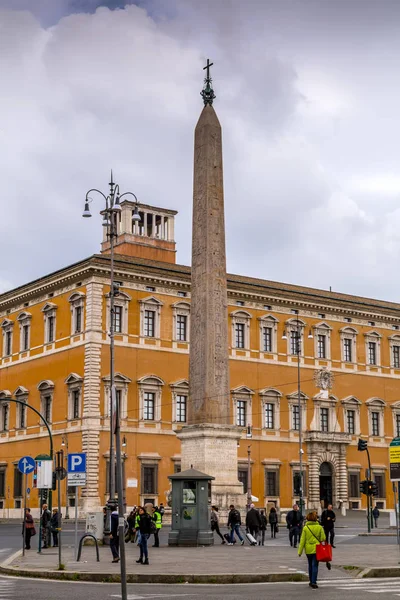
[1, 0, 400, 302]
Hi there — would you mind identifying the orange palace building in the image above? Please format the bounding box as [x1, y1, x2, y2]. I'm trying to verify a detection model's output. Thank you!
[1, 199, 400, 516]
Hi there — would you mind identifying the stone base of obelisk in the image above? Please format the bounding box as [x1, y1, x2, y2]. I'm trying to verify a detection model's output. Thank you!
[177, 423, 246, 515]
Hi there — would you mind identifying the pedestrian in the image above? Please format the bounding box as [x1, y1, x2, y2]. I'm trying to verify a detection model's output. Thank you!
[268, 506, 278, 539]
[23, 508, 35, 550]
[321, 503, 336, 547]
[245, 503, 262, 543]
[41, 503, 51, 549]
[259, 509, 267, 545]
[211, 506, 226, 544]
[50, 508, 59, 547]
[227, 504, 244, 545]
[152, 506, 162, 547]
[109, 504, 120, 563]
[372, 505, 380, 528]
[286, 503, 302, 548]
[159, 503, 165, 522]
[136, 506, 152, 565]
[298, 511, 327, 589]
[126, 509, 136, 542]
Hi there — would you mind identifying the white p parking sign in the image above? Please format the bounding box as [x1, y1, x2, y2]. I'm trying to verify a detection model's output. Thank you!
[67, 453, 87, 486]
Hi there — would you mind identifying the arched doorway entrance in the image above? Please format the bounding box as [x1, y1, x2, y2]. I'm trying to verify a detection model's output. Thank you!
[319, 462, 333, 508]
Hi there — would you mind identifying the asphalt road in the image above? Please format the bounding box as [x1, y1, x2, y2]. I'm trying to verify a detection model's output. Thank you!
[1, 577, 400, 600]
[0, 522, 87, 559]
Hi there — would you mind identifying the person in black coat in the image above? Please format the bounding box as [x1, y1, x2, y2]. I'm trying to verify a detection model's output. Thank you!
[23, 508, 35, 550]
[109, 504, 120, 563]
[50, 508, 59, 547]
[259, 509, 267, 546]
[321, 504, 336, 547]
[136, 506, 152, 565]
[286, 504, 302, 548]
[246, 504, 262, 542]
[268, 506, 278, 539]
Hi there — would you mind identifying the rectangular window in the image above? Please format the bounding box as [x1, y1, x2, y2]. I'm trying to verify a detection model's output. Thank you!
[74, 306, 82, 334]
[265, 403, 274, 429]
[142, 465, 157, 494]
[371, 411, 380, 436]
[144, 391, 155, 420]
[265, 470, 279, 497]
[292, 405, 300, 431]
[174, 463, 182, 474]
[176, 315, 187, 342]
[1, 404, 9, 432]
[317, 334, 326, 359]
[19, 403, 26, 429]
[347, 410, 355, 434]
[176, 394, 187, 422]
[320, 407, 329, 432]
[235, 323, 245, 348]
[72, 390, 80, 419]
[114, 306, 122, 333]
[290, 331, 299, 355]
[349, 472, 360, 497]
[43, 396, 52, 423]
[374, 474, 385, 498]
[13, 466, 23, 498]
[238, 468, 248, 493]
[262, 327, 272, 352]
[5, 331, 12, 356]
[236, 400, 246, 427]
[144, 310, 155, 337]
[393, 345, 400, 368]
[22, 325, 29, 351]
[47, 315, 55, 343]
[368, 341, 377, 365]
[0, 469, 5, 498]
[396, 414, 400, 438]
[343, 338, 352, 362]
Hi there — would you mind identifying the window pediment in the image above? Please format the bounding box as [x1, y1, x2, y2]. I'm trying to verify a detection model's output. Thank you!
[139, 296, 163, 306]
[259, 387, 282, 398]
[389, 334, 400, 342]
[287, 391, 309, 401]
[0, 390, 11, 399]
[65, 373, 83, 385]
[37, 380, 55, 392]
[313, 393, 338, 403]
[68, 292, 85, 303]
[102, 372, 132, 384]
[340, 326, 358, 335]
[286, 317, 306, 327]
[172, 301, 190, 310]
[258, 314, 278, 323]
[42, 302, 58, 313]
[105, 290, 131, 301]
[313, 321, 332, 331]
[231, 385, 255, 396]
[1, 319, 13, 330]
[390, 401, 400, 410]
[14, 386, 29, 397]
[137, 375, 165, 386]
[364, 330, 382, 339]
[366, 397, 386, 407]
[170, 379, 189, 389]
[17, 312, 32, 322]
[341, 395, 361, 406]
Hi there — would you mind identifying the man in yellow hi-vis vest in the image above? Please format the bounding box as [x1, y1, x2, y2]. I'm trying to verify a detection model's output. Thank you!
[152, 506, 162, 547]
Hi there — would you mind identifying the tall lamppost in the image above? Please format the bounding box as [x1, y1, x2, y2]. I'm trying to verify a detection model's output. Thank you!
[282, 311, 313, 519]
[82, 172, 140, 600]
[61, 435, 69, 519]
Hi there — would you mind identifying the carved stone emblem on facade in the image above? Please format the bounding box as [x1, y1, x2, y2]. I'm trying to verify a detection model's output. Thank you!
[314, 368, 334, 391]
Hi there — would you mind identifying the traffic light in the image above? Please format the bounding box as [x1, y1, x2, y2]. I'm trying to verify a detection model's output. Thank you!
[369, 481, 379, 496]
[357, 439, 368, 451]
[359, 479, 368, 495]
[52, 472, 57, 491]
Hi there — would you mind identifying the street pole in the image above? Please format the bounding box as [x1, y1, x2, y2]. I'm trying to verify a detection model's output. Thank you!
[247, 445, 252, 510]
[62, 436, 70, 519]
[115, 387, 127, 600]
[22, 473, 27, 557]
[297, 319, 304, 519]
[366, 449, 373, 533]
[74, 486, 79, 561]
[56, 450, 63, 569]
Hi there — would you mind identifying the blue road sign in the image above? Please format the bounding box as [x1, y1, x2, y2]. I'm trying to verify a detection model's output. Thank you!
[67, 453, 86, 473]
[18, 456, 35, 475]
[27, 488, 30, 494]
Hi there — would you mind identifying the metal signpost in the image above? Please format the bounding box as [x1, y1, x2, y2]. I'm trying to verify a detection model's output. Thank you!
[389, 437, 400, 558]
[67, 453, 87, 560]
[35, 454, 53, 553]
[18, 456, 35, 557]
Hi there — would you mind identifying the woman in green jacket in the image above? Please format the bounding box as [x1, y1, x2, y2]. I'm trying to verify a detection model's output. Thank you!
[298, 511, 326, 589]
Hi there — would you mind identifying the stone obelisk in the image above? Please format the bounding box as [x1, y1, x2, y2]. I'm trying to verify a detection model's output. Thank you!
[178, 60, 244, 509]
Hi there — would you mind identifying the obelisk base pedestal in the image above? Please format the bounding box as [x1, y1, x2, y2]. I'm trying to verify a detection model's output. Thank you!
[177, 424, 246, 513]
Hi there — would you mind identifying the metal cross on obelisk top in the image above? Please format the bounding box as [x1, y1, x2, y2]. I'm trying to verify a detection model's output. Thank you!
[200, 58, 216, 106]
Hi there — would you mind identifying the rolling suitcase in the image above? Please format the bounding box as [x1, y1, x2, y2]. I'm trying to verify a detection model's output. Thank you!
[245, 531, 257, 546]
[224, 533, 236, 544]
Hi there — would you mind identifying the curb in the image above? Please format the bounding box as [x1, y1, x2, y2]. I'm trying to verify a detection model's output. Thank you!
[0, 565, 309, 584]
[359, 567, 400, 578]
[358, 533, 397, 537]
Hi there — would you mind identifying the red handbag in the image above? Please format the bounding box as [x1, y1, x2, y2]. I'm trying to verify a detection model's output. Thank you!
[306, 525, 333, 563]
[315, 541, 333, 563]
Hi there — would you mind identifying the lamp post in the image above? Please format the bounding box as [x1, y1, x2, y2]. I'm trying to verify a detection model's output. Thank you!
[61, 435, 69, 519]
[246, 425, 252, 510]
[82, 172, 140, 600]
[282, 312, 312, 519]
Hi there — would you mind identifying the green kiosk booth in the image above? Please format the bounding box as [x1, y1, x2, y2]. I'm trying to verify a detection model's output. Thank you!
[168, 467, 215, 546]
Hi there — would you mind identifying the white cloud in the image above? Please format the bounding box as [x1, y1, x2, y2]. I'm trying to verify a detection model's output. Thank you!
[1, 1, 400, 303]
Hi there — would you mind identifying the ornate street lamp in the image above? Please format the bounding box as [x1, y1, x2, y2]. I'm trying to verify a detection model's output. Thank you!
[82, 172, 139, 600]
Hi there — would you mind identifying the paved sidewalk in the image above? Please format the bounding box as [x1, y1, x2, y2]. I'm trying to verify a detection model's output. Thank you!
[2, 536, 400, 583]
